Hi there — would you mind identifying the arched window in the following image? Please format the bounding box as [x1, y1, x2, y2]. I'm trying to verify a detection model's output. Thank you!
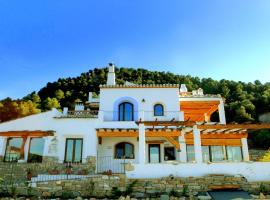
[115, 142, 134, 159]
[118, 102, 134, 121]
[154, 104, 164, 116]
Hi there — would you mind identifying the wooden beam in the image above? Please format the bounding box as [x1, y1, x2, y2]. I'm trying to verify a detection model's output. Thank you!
[186, 138, 241, 146]
[209, 184, 240, 190]
[0, 130, 54, 137]
[164, 136, 180, 150]
[197, 124, 270, 130]
[146, 140, 165, 144]
[20, 136, 27, 158]
[97, 131, 138, 137]
[146, 131, 180, 137]
[97, 129, 181, 137]
[206, 105, 219, 116]
[185, 132, 248, 139]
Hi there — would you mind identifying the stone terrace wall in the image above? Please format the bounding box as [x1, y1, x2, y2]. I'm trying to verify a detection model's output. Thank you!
[3, 175, 270, 198]
[0, 161, 96, 183]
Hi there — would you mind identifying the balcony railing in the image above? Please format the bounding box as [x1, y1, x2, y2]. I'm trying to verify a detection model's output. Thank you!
[58, 110, 184, 121]
[60, 110, 99, 118]
[100, 111, 184, 122]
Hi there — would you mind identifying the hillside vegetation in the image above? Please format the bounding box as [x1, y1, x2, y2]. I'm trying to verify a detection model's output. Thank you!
[0, 67, 270, 148]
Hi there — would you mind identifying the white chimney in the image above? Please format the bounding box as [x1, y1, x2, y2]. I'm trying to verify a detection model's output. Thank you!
[192, 90, 198, 96]
[197, 88, 204, 95]
[106, 63, 116, 85]
[180, 84, 188, 93]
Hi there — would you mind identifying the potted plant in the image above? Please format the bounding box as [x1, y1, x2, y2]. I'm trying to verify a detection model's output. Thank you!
[78, 169, 88, 175]
[48, 167, 60, 175]
[102, 169, 112, 176]
[65, 165, 72, 175]
[26, 168, 32, 181]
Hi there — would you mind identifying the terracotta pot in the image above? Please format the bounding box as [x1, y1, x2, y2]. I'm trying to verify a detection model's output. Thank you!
[49, 169, 59, 175]
[27, 172, 32, 181]
[78, 169, 88, 175]
[65, 168, 72, 175]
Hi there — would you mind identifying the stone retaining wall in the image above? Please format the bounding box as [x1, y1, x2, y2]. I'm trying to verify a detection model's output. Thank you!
[0, 162, 96, 183]
[1, 175, 270, 198]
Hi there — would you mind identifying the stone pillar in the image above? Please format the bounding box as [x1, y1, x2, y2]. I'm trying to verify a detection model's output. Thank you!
[0, 137, 6, 162]
[178, 135, 187, 162]
[193, 126, 203, 163]
[218, 99, 226, 124]
[139, 123, 146, 164]
[241, 138, 250, 161]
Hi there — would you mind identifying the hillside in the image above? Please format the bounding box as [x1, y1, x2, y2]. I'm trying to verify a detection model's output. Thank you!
[0, 67, 270, 148]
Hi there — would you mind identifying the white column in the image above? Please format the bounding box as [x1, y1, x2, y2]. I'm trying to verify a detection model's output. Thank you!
[139, 110, 145, 122]
[218, 99, 226, 124]
[160, 143, 165, 163]
[193, 126, 203, 163]
[0, 137, 6, 155]
[241, 138, 250, 161]
[139, 123, 146, 164]
[178, 135, 187, 162]
[24, 137, 31, 162]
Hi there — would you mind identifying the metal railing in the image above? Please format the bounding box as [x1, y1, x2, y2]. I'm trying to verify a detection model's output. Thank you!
[63, 110, 99, 118]
[101, 111, 184, 122]
[96, 156, 126, 174]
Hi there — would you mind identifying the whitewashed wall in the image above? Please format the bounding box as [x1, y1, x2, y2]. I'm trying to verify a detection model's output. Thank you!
[98, 137, 138, 161]
[126, 162, 270, 181]
[99, 87, 181, 122]
[0, 109, 98, 162]
[97, 136, 176, 164]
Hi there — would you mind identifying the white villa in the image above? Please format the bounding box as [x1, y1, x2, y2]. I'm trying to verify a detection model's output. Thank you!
[1, 64, 270, 181]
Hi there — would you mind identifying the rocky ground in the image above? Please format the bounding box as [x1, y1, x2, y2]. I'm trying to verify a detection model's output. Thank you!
[1, 193, 270, 200]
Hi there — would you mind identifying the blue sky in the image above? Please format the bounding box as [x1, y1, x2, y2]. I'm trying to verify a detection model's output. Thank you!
[0, 0, 270, 99]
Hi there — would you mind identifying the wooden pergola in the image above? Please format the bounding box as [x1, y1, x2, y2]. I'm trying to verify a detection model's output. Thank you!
[0, 130, 54, 137]
[97, 128, 181, 150]
[124, 121, 270, 150]
[180, 101, 220, 122]
[0, 130, 54, 160]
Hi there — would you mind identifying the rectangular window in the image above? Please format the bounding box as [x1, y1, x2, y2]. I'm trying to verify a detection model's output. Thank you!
[186, 145, 195, 162]
[164, 147, 176, 161]
[210, 146, 225, 162]
[226, 146, 242, 162]
[149, 144, 160, 163]
[4, 138, 23, 162]
[28, 138, 45, 163]
[65, 138, 83, 163]
[202, 146, 210, 163]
